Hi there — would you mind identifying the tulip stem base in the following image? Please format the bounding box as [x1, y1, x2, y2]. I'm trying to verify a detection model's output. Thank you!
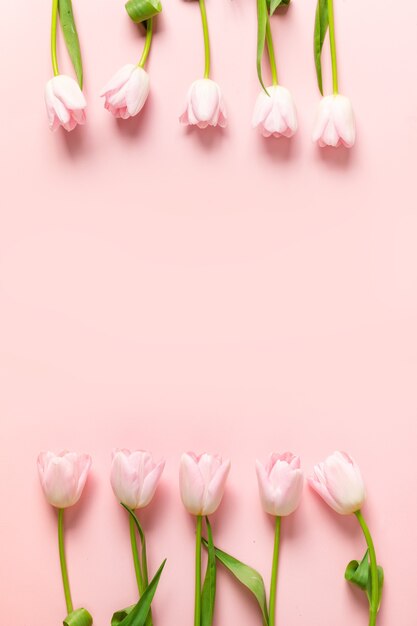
[138, 18, 153, 68]
[58, 508, 73, 615]
[355, 510, 378, 626]
[199, 0, 211, 79]
[327, 0, 339, 94]
[265, 18, 278, 86]
[51, 0, 59, 75]
[268, 516, 281, 626]
[194, 515, 202, 626]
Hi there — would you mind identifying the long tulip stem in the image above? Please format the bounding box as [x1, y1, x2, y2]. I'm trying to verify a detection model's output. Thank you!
[51, 0, 59, 75]
[138, 19, 153, 68]
[265, 18, 278, 86]
[327, 0, 339, 93]
[130, 514, 145, 594]
[199, 0, 211, 79]
[355, 511, 378, 626]
[58, 509, 73, 615]
[194, 515, 202, 626]
[268, 516, 281, 626]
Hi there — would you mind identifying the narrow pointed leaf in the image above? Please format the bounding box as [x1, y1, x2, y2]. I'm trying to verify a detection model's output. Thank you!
[201, 517, 217, 626]
[345, 550, 384, 612]
[117, 560, 166, 626]
[63, 608, 93, 626]
[111, 606, 135, 626]
[58, 0, 83, 88]
[203, 540, 268, 626]
[269, 0, 290, 16]
[313, 0, 328, 94]
[256, 0, 268, 93]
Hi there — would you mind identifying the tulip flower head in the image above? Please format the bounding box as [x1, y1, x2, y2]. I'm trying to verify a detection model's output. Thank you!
[312, 94, 356, 148]
[179, 452, 230, 515]
[110, 448, 165, 509]
[252, 86, 298, 138]
[37, 450, 91, 509]
[45, 75, 87, 132]
[309, 451, 366, 514]
[100, 64, 150, 119]
[256, 452, 304, 516]
[180, 79, 227, 129]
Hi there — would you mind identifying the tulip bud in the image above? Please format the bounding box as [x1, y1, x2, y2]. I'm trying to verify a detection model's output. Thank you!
[256, 452, 304, 516]
[312, 94, 356, 148]
[44, 75, 87, 132]
[110, 449, 165, 509]
[37, 451, 91, 508]
[179, 452, 230, 515]
[309, 451, 366, 514]
[252, 86, 298, 138]
[100, 64, 150, 119]
[180, 79, 227, 129]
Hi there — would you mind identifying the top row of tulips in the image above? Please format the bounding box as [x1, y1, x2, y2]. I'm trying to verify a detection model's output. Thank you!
[45, 0, 355, 147]
[38, 450, 383, 626]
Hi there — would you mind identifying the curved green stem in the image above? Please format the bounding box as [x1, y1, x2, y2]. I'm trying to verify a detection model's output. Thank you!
[194, 515, 202, 626]
[355, 511, 378, 626]
[327, 0, 339, 93]
[130, 514, 144, 594]
[58, 509, 73, 615]
[265, 18, 278, 86]
[199, 0, 211, 79]
[51, 0, 59, 75]
[138, 19, 153, 68]
[268, 516, 281, 626]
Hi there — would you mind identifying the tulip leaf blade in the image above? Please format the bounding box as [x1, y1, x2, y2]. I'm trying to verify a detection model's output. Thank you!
[345, 550, 384, 612]
[63, 608, 93, 626]
[111, 606, 135, 626]
[125, 0, 162, 23]
[58, 0, 83, 88]
[269, 0, 290, 16]
[201, 517, 217, 626]
[202, 539, 268, 626]
[114, 560, 166, 626]
[313, 0, 328, 94]
[256, 0, 268, 93]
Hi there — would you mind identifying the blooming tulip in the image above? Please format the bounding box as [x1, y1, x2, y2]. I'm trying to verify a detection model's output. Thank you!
[110, 448, 164, 509]
[309, 451, 365, 515]
[180, 79, 227, 129]
[45, 75, 87, 132]
[312, 94, 356, 148]
[100, 64, 150, 119]
[252, 86, 298, 138]
[179, 452, 230, 516]
[37, 450, 91, 508]
[256, 452, 304, 516]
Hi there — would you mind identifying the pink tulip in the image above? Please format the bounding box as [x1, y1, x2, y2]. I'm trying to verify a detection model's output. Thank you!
[110, 449, 165, 509]
[252, 86, 298, 138]
[45, 75, 87, 132]
[37, 451, 91, 508]
[180, 79, 227, 129]
[100, 64, 150, 119]
[312, 94, 356, 148]
[309, 451, 366, 514]
[179, 452, 230, 515]
[256, 453, 303, 516]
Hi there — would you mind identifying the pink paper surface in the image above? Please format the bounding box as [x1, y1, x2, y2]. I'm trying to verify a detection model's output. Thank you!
[0, 0, 415, 623]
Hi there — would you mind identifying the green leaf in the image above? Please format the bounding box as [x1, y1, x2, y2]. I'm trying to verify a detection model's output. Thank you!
[125, 0, 162, 24]
[256, 0, 268, 93]
[111, 606, 135, 626]
[313, 0, 328, 94]
[203, 540, 268, 626]
[345, 551, 384, 612]
[63, 608, 93, 626]
[121, 504, 149, 587]
[269, 0, 290, 16]
[201, 517, 217, 626]
[58, 0, 83, 89]
[117, 560, 166, 626]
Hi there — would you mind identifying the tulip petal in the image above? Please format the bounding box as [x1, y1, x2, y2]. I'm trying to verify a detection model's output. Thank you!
[179, 453, 205, 515]
[100, 64, 136, 97]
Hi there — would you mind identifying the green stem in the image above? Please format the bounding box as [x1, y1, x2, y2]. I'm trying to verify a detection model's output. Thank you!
[51, 0, 59, 75]
[199, 0, 211, 79]
[130, 514, 145, 594]
[265, 18, 278, 86]
[355, 511, 378, 626]
[194, 515, 202, 626]
[327, 0, 339, 94]
[58, 509, 73, 615]
[138, 19, 153, 68]
[268, 516, 281, 626]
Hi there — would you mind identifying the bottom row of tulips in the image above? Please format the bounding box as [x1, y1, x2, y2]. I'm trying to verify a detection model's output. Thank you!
[38, 450, 383, 626]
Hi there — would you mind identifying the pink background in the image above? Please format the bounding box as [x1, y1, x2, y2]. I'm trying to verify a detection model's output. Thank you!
[0, 0, 416, 622]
